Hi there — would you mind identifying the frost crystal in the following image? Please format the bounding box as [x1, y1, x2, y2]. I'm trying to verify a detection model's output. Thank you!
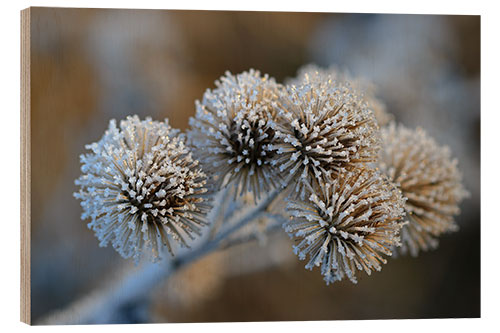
[188, 69, 283, 201]
[288, 64, 393, 126]
[379, 123, 469, 256]
[271, 70, 380, 198]
[74, 115, 212, 261]
[284, 168, 405, 284]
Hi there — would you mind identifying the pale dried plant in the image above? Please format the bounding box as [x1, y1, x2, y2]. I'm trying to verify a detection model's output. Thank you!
[188, 69, 283, 201]
[287, 64, 393, 126]
[66, 66, 470, 325]
[270, 69, 380, 198]
[74, 115, 212, 261]
[378, 123, 469, 256]
[284, 168, 405, 284]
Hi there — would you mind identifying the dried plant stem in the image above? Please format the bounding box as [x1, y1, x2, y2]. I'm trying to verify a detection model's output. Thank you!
[220, 219, 285, 250]
[38, 261, 174, 324]
[39, 188, 282, 325]
[208, 186, 231, 239]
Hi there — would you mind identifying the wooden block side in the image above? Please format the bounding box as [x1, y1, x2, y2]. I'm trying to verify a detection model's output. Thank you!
[21, 7, 31, 326]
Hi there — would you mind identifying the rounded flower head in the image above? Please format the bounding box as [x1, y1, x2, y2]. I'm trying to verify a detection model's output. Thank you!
[271, 70, 380, 198]
[188, 69, 283, 201]
[288, 64, 393, 126]
[284, 168, 405, 284]
[378, 123, 469, 256]
[74, 115, 212, 261]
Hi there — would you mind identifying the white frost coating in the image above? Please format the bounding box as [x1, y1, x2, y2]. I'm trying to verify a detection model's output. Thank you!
[287, 64, 394, 126]
[379, 123, 469, 257]
[74, 115, 212, 262]
[283, 168, 405, 284]
[187, 69, 283, 202]
[270, 68, 381, 199]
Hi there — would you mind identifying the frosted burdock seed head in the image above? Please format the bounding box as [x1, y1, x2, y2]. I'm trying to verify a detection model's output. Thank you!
[188, 69, 283, 201]
[74, 115, 212, 262]
[288, 64, 393, 126]
[379, 123, 469, 257]
[284, 168, 405, 285]
[271, 70, 380, 198]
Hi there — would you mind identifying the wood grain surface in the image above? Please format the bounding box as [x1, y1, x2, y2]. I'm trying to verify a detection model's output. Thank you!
[21, 7, 31, 325]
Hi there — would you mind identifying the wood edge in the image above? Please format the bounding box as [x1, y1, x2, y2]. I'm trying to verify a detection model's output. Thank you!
[21, 7, 31, 326]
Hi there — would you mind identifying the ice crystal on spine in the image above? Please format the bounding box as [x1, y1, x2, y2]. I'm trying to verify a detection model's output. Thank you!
[284, 168, 405, 284]
[271, 70, 380, 198]
[74, 115, 211, 261]
[288, 64, 393, 126]
[188, 69, 282, 201]
[378, 123, 468, 257]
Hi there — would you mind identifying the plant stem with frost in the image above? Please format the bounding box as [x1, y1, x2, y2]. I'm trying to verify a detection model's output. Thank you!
[39, 188, 282, 325]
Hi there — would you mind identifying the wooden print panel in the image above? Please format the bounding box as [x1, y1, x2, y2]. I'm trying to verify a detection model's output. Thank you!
[21, 7, 31, 326]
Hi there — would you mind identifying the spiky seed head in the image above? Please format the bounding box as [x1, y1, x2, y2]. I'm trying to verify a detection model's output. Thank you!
[284, 168, 405, 285]
[288, 64, 393, 126]
[188, 69, 283, 201]
[378, 123, 469, 257]
[74, 115, 212, 262]
[271, 70, 380, 198]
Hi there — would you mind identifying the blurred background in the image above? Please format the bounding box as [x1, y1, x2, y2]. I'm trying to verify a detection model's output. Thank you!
[29, 7, 480, 323]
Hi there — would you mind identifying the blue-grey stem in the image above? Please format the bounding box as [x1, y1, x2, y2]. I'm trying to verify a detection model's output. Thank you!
[39, 187, 283, 325]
